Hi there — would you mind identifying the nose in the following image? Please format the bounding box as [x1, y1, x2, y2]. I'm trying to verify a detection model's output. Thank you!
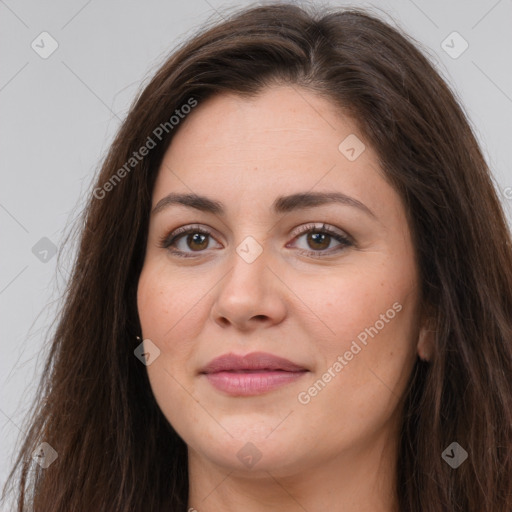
[210, 239, 287, 331]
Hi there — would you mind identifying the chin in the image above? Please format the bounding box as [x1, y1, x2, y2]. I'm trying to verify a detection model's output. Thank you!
[195, 441, 306, 476]
[185, 422, 307, 473]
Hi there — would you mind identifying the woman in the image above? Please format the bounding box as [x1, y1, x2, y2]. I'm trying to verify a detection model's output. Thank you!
[3, 3, 512, 511]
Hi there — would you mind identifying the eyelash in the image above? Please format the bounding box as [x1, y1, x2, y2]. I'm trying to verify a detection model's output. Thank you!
[158, 223, 354, 259]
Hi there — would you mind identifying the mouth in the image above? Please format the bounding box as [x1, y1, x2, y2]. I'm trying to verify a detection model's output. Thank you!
[199, 352, 309, 396]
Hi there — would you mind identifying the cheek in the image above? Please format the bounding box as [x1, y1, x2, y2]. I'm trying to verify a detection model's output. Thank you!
[137, 262, 202, 343]
[137, 265, 206, 429]
[292, 255, 419, 407]
[296, 258, 416, 349]
[137, 261, 217, 400]
[293, 262, 418, 435]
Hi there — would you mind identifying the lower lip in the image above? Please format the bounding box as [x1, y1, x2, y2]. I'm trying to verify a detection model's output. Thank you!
[203, 370, 307, 396]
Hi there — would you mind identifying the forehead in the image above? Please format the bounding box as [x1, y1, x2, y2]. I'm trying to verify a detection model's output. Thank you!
[168, 85, 360, 158]
[151, 85, 401, 225]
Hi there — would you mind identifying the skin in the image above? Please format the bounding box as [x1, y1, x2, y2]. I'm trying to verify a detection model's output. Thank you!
[137, 84, 432, 512]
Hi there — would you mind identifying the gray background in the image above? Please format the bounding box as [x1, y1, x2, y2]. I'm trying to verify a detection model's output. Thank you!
[1, 0, 511, 497]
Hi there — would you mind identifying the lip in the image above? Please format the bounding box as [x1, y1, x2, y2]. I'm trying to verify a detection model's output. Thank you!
[199, 352, 309, 396]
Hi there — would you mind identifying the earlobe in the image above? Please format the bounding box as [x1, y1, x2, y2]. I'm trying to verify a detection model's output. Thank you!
[417, 323, 435, 362]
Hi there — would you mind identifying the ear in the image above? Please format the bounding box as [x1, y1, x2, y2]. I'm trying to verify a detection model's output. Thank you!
[417, 328, 434, 361]
[417, 310, 435, 362]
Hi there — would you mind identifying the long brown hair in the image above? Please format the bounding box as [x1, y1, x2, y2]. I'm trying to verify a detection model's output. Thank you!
[3, 3, 512, 511]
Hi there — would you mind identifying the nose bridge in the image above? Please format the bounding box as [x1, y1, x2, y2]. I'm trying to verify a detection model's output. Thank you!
[226, 232, 269, 295]
[226, 207, 272, 275]
[211, 230, 284, 327]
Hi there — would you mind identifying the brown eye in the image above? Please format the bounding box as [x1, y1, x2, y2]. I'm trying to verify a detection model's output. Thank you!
[289, 223, 353, 257]
[159, 226, 220, 258]
[184, 232, 209, 251]
[160, 223, 353, 259]
[305, 232, 331, 251]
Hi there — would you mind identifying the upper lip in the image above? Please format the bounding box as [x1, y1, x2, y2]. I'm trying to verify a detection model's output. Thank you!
[200, 352, 308, 374]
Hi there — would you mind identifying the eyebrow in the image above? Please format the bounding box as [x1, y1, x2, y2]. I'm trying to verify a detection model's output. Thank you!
[151, 191, 375, 218]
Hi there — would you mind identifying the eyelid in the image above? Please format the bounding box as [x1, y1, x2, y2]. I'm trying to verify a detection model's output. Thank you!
[159, 222, 354, 257]
[158, 224, 218, 249]
[290, 222, 353, 243]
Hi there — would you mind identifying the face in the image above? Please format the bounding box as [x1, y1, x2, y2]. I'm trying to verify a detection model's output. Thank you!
[137, 85, 423, 477]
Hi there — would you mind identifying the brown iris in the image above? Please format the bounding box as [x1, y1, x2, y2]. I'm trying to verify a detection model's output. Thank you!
[186, 233, 209, 251]
[306, 232, 330, 250]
